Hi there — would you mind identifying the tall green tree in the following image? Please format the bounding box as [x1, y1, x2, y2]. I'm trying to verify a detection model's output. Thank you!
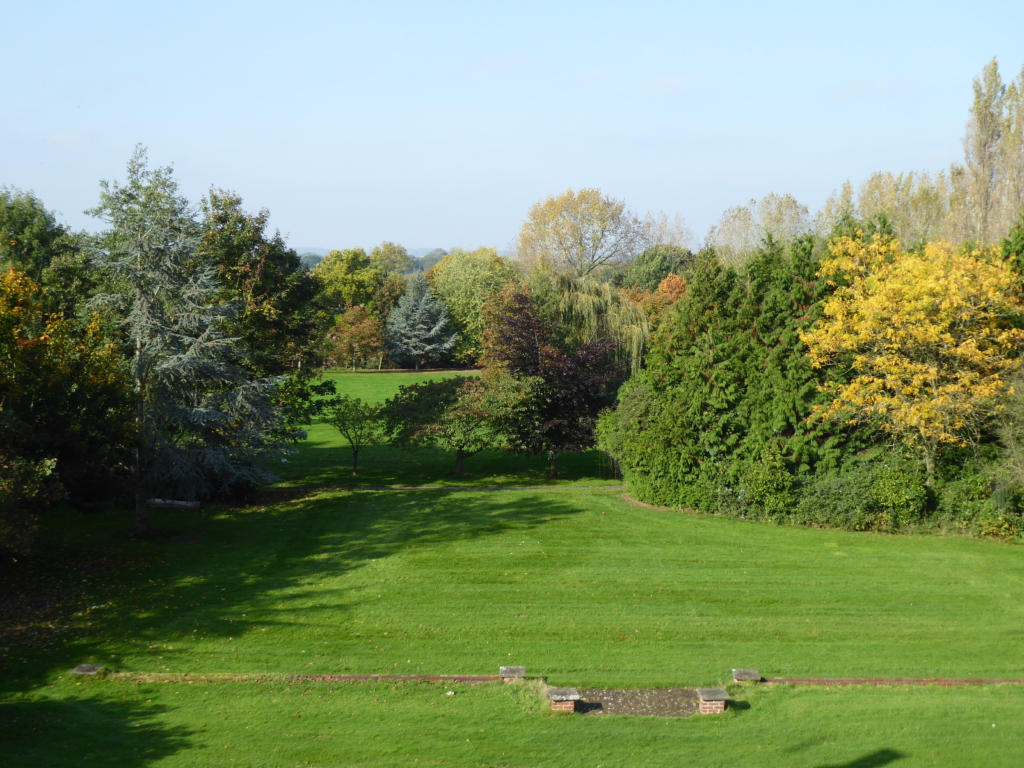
[385, 274, 458, 370]
[599, 239, 862, 507]
[200, 188, 326, 376]
[0, 188, 95, 317]
[370, 241, 413, 276]
[482, 286, 620, 476]
[312, 248, 383, 314]
[0, 188, 72, 282]
[427, 248, 517, 364]
[88, 147, 296, 532]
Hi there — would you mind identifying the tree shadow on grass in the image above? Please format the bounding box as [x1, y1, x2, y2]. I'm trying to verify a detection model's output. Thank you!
[0, 695, 194, 767]
[814, 749, 906, 768]
[1, 486, 585, 695]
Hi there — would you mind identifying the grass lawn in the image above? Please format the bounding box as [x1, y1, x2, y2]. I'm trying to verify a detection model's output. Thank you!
[274, 370, 621, 488]
[2, 371, 1023, 766]
[4, 678, 1021, 767]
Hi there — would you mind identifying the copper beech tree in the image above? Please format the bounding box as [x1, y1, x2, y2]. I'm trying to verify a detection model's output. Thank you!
[801, 234, 1024, 482]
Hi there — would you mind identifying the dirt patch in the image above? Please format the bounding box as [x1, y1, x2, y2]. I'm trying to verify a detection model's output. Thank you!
[577, 687, 699, 717]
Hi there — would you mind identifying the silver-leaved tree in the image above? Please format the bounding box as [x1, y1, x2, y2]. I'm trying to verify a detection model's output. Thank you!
[385, 274, 458, 370]
[88, 147, 298, 534]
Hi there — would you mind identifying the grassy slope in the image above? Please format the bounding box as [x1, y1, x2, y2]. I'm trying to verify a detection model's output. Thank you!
[3, 371, 1023, 767]
[12, 488, 1024, 685]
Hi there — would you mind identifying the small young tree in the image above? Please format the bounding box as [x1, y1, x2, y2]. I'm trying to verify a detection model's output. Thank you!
[324, 395, 381, 473]
[386, 274, 458, 370]
[381, 375, 533, 475]
[802, 234, 1024, 482]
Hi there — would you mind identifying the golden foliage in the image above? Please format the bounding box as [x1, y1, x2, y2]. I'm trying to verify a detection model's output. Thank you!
[801, 235, 1024, 475]
[514, 188, 646, 276]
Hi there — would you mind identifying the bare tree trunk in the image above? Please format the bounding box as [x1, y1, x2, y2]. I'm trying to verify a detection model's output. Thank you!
[923, 446, 936, 487]
[352, 446, 359, 475]
[134, 369, 148, 535]
[455, 449, 465, 476]
[548, 453, 558, 479]
[134, 488, 148, 535]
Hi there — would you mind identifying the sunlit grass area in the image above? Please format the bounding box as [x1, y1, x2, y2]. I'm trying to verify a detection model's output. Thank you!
[272, 369, 622, 488]
[4, 676, 1022, 767]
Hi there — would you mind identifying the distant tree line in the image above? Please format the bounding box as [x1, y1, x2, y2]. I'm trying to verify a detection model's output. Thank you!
[5, 59, 1024, 556]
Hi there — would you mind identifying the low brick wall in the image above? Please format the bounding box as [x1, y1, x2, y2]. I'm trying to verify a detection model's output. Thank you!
[698, 699, 726, 714]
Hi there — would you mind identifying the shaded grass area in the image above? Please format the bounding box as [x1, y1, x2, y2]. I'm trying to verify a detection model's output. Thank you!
[273, 369, 621, 488]
[3, 677, 1022, 767]
[6, 488, 1024, 695]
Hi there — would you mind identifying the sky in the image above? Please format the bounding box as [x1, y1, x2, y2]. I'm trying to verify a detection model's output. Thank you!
[3, 0, 1024, 252]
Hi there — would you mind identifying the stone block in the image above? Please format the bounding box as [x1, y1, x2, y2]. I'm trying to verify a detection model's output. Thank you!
[732, 668, 761, 682]
[500, 666, 526, 678]
[72, 664, 105, 677]
[547, 687, 581, 701]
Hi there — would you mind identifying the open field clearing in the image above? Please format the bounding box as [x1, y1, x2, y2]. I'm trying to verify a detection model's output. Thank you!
[272, 371, 622, 489]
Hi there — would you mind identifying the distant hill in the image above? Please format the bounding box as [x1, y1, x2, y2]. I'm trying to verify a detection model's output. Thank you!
[298, 253, 324, 271]
[296, 247, 445, 258]
[294, 247, 449, 274]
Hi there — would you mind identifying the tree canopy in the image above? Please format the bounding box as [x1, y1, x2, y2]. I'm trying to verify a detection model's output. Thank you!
[200, 188, 325, 376]
[514, 188, 648, 276]
[802, 234, 1024, 481]
[313, 248, 383, 314]
[427, 247, 517, 364]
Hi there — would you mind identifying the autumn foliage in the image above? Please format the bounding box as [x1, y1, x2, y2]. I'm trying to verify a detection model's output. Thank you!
[802, 235, 1024, 479]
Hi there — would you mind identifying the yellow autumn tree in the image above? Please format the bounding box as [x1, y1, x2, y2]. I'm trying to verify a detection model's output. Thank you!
[801, 234, 1024, 482]
[513, 188, 647, 276]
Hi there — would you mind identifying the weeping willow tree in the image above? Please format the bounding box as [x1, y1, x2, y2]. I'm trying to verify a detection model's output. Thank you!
[550, 273, 649, 371]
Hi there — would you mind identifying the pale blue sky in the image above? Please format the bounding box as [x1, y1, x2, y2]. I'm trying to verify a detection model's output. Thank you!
[3, 1, 1023, 251]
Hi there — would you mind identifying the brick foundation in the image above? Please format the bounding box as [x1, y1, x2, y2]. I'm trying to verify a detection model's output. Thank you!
[551, 699, 577, 712]
[699, 699, 726, 714]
